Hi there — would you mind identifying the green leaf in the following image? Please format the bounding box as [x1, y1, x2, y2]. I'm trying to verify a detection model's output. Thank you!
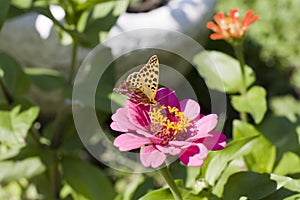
[222, 172, 278, 200]
[76, 0, 125, 12]
[258, 115, 300, 157]
[0, 51, 31, 99]
[79, 0, 128, 47]
[204, 135, 258, 186]
[0, 157, 45, 182]
[0, 106, 39, 148]
[270, 95, 300, 123]
[274, 152, 300, 175]
[62, 156, 115, 200]
[232, 119, 260, 139]
[212, 158, 246, 197]
[0, 0, 10, 30]
[139, 187, 174, 200]
[243, 136, 276, 173]
[233, 120, 276, 173]
[60, 184, 90, 200]
[271, 174, 300, 192]
[25, 68, 65, 91]
[139, 183, 204, 200]
[115, 174, 145, 200]
[284, 194, 300, 200]
[231, 86, 267, 124]
[186, 167, 201, 189]
[0, 181, 22, 199]
[11, 0, 32, 9]
[193, 51, 255, 93]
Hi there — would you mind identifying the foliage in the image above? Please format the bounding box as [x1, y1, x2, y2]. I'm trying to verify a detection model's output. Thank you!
[0, 0, 299, 199]
[216, 0, 300, 94]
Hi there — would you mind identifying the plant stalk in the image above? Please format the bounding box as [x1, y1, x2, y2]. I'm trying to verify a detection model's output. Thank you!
[51, 103, 72, 149]
[159, 165, 183, 200]
[68, 38, 78, 84]
[49, 154, 61, 199]
[233, 43, 248, 122]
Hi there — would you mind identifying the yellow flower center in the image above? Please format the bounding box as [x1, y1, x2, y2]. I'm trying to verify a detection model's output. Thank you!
[149, 105, 191, 145]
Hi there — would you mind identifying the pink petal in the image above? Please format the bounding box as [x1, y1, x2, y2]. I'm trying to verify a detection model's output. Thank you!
[196, 114, 218, 132]
[198, 130, 227, 150]
[110, 122, 122, 132]
[140, 146, 166, 168]
[179, 144, 208, 167]
[114, 133, 151, 151]
[111, 108, 137, 132]
[187, 114, 218, 141]
[156, 145, 182, 155]
[155, 88, 179, 108]
[168, 140, 190, 147]
[180, 99, 200, 121]
[128, 104, 151, 129]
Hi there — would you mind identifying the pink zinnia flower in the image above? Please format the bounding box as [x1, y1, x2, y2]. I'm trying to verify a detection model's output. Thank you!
[206, 8, 259, 43]
[111, 88, 226, 168]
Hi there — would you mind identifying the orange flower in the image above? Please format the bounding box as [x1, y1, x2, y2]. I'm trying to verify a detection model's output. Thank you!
[206, 9, 259, 43]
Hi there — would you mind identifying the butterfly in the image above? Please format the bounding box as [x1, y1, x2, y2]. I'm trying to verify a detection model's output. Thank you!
[114, 55, 159, 105]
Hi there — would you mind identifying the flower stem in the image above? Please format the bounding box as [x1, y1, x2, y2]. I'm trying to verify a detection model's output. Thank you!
[159, 166, 183, 200]
[51, 102, 72, 149]
[49, 153, 61, 199]
[68, 38, 78, 84]
[233, 43, 248, 122]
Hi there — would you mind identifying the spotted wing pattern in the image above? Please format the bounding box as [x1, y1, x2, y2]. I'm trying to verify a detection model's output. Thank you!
[114, 55, 159, 105]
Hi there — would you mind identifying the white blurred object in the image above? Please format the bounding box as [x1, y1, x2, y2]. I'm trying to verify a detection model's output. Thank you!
[109, 0, 215, 39]
[106, 0, 216, 83]
[0, 0, 215, 73]
[0, 5, 89, 74]
[0, 0, 215, 118]
[35, 5, 65, 39]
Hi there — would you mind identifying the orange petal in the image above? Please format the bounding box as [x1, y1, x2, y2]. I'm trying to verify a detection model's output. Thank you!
[210, 33, 225, 40]
[206, 21, 222, 32]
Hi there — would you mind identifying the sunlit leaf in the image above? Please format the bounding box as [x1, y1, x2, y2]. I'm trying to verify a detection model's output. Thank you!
[232, 120, 260, 139]
[233, 120, 276, 173]
[212, 158, 246, 197]
[274, 152, 300, 176]
[243, 136, 276, 173]
[204, 135, 257, 186]
[11, 0, 32, 9]
[271, 174, 300, 192]
[194, 51, 255, 93]
[231, 86, 267, 124]
[0, 106, 39, 148]
[0, 157, 45, 182]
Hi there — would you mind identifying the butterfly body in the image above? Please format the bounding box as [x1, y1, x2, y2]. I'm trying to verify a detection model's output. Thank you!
[114, 55, 159, 105]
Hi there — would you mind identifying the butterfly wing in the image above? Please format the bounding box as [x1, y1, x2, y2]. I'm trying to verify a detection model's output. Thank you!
[114, 55, 159, 105]
[138, 55, 159, 102]
[126, 72, 150, 100]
